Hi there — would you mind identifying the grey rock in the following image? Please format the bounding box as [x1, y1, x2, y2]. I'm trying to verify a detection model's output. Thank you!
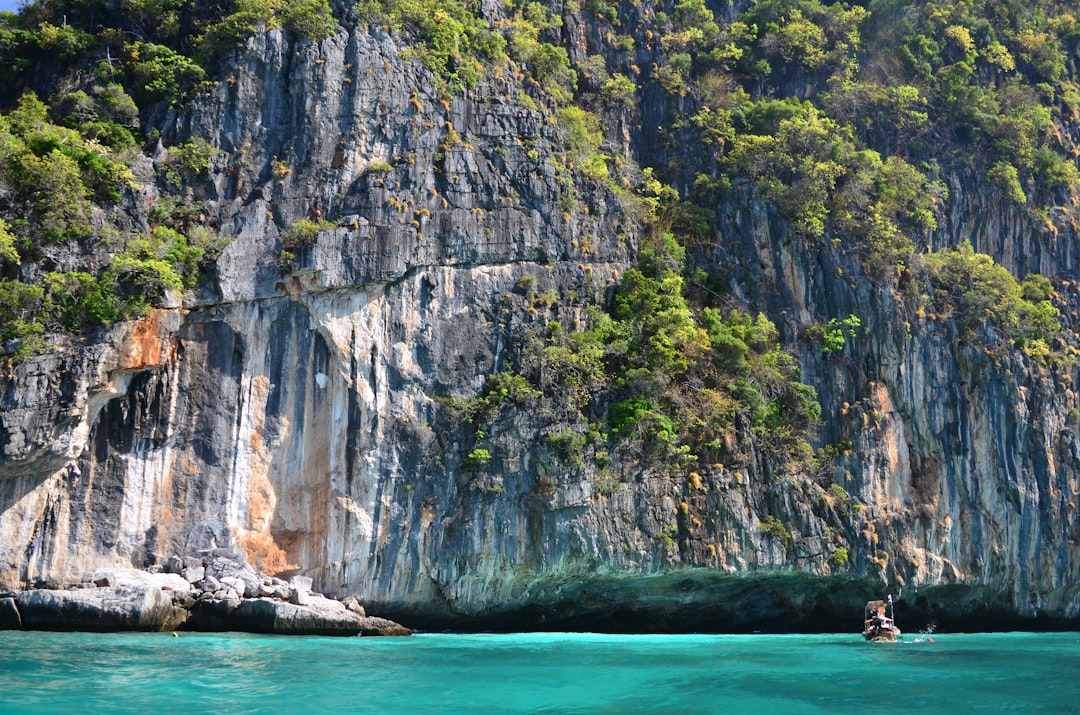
[288, 576, 313, 594]
[357, 616, 412, 637]
[205, 558, 260, 598]
[342, 596, 365, 617]
[289, 589, 311, 607]
[213, 588, 240, 602]
[0, 597, 21, 629]
[182, 565, 205, 584]
[14, 587, 188, 632]
[221, 597, 408, 636]
[86, 568, 191, 596]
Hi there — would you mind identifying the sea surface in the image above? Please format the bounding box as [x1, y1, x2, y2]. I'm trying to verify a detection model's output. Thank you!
[1, 630, 1077, 714]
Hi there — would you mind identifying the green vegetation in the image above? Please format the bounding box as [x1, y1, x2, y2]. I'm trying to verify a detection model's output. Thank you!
[357, 0, 506, 94]
[806, 315, 861, 354]
[439, 370, 542, 426]
[160, 138, 219, 188]
[757, 515, 793, 549]
[463, 447, 493, 470]
[830, 545, 850, 568]
[125, 42, 207, 108]
[504, 1, 576, 104]
[278, 217, 335, 267]
[503, 183, 822, 474]
[281, 217, 335, 249]
[0, 93, 132, 243]
[0, 15, 236, 361]
[825, 483, 852, 512]
[353, 0, 581, 101]
[721, 98, 939, 270]
[637, 0, 1080, 289]
[919, 241, 1059, 353]
[198, 0, 337, 54]
[0, 222, 205, 359]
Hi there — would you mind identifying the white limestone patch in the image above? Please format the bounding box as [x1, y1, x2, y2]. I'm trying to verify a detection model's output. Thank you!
[335, 494, 374, 539]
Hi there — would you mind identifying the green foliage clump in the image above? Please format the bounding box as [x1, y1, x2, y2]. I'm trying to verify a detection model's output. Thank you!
[637, 0, 1080, 288]
[826, 483, 852, 512]
[0, 279, 46, 361]
[806, 314, 861, 354]
[125, 42, 208, 107]
[43, 271, 124, 330]
[555, 106, 603, 165]
[279, 0, 337, 41]
[987, 161, 1026, 204]
[0, 75, 211, 360]
[358, 0, 506, 95]
[548, 430, 586, 467]
[0, 219, 18, 266]
[281, 217, 335, 249]
[0, 93, 132, 244]
[483, 370, 542, 405]
[34, 20, 93, 59]
[830, 545, 850, 568]
[0, 227, 197, 360]
[54, 83, 140, 149]
[160, 137, 218, 188]
[197, 0, 337, 53]
[609, 396, 656, 434]
[724, 98, 938, 271]
[123, 0, 188, 40]
[100, 227, 202, 316]
[509, 180, 821, 473]
[832, 0, 1076, 196]
[197, 0, 277, 53]
[463, 447, 493, 470]
[757, 515, 792, 549]
[919, 241, 1059, 354]
[504, 2, 576, 103]
[601, 73, 637, 109]
[439, 369, 542, 425]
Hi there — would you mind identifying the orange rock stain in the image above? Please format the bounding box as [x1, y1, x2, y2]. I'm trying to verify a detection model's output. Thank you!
[119, 311, 175, 370]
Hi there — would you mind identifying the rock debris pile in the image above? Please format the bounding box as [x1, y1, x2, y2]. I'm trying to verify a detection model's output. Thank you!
[0, 554, 410, 636]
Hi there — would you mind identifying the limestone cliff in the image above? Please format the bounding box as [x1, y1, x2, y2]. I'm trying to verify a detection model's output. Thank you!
[1, 0, 1079, 632]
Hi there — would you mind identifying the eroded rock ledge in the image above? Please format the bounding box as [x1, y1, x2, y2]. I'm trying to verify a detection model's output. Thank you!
[0, 556, 410, 637]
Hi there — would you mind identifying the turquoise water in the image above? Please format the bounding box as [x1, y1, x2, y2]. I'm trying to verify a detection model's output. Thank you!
[1, 630, 1078, 714]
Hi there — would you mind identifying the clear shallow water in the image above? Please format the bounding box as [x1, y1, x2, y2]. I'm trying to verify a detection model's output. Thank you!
[1, 630, 1078, 714]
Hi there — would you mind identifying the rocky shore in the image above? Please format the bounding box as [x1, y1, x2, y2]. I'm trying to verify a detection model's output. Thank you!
[0, 555, 410, 637]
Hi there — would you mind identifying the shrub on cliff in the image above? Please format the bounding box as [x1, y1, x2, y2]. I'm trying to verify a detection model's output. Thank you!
[125, 42, 207, 108]
[919, 241, 1060, 354]
[358, 0, 506, 94]
[0, 92, 133, 244]
[280, 0, 337, 41]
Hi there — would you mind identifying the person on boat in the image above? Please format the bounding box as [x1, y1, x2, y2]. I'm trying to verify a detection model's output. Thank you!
[866, 604, 892, 637]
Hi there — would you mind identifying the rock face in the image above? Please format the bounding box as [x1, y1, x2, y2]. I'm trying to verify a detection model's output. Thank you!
[193, 596, 406, 636]
[0, 560, 410, 635]
[13, 587, 189, 632]
[1, 10, 1079, 633]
